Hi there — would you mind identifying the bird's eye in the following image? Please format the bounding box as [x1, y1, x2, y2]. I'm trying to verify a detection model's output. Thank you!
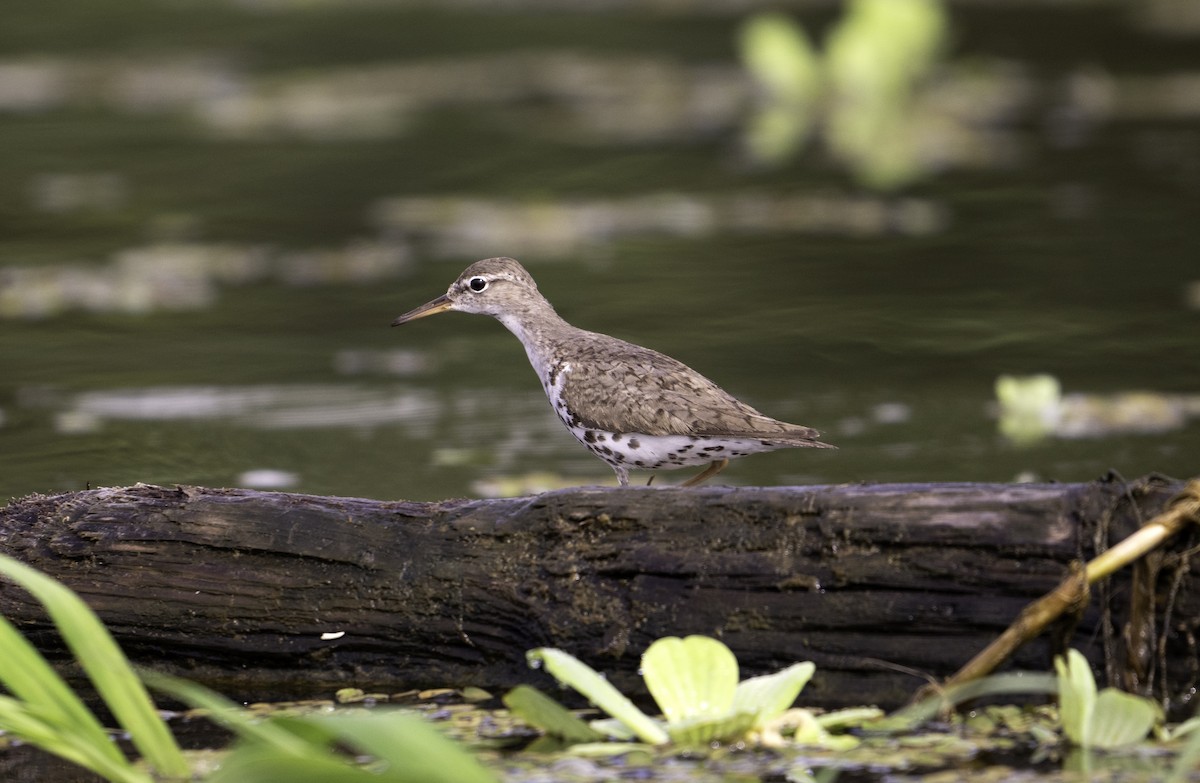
[467, 276, 488, 293]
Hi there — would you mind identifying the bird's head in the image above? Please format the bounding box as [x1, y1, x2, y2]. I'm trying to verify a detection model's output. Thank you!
[391, 257, 543, 325]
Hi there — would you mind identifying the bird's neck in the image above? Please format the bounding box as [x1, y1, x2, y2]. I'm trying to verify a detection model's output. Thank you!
[493, 297, 576, 375]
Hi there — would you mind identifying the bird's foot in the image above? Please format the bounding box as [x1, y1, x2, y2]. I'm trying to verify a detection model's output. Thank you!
[680, 458, 729, 487]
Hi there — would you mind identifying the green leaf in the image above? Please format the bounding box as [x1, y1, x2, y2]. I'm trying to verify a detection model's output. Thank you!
[664, 711, 759, 746]
[308, 711, 498, 783]
[789, 708, 860, 750]
[1171, 718, 1200, 783]
[144, 671, 328, 758]
[526, 648, 668, 745]
[642, 636, 738, 723]
[0, 554, 188, 779]
[0, 613, 122, 766]
[995, 374, 1061, 445]
[1086, 689, 1159, 749]
[738, 12, 821, 103]
[208, 743, 380, 783]
[1055, 649, 1097, 746]
[815, 707, 885, 731]
[152, 672, 496, 783]
[883, 671, 1059, 732]
[502, 685, 605, 744]
[731, 661, 815, 727]
[1054, 648, 1159, 749]
[586, 718, 637, 741]
[737, 12, 821, 163]
[0, 696, 148, 783]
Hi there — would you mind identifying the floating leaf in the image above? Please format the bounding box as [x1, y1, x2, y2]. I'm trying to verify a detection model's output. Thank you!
[732, 661, 815, 728]
[526, 648, 668, 745]
[738, 13, 821, 163]
[1086, 689, 1159, 749]
[665, 711, 759, 747]
[1055, 649, 1097, 747]
[642, 636, 738, 723]
[788, 709, 861, 750]
[522, 639, 825, 749]
[739, 12, 821, 102]
[996, 374, 1062, 445]
[503, 686, 605, 744]
[1054, 648, 1159, 749]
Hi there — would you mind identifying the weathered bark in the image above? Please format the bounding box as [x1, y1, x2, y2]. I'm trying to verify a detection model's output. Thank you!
[0, 475, 1195, 712]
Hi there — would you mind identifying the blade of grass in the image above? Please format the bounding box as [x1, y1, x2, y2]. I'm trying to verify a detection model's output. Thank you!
[149, 673, 497, 783]
[0, 612, 123, 763]
[207, 743, 381, 783]
[884, 672, 1058, 730]
[142, 671, 334, 758]
[0, 554, 189, 779]
[311, 711, 498, 783]
[0, 697, 148, 783]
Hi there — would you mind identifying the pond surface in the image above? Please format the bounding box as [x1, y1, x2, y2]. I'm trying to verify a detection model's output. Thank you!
[1, 3, 1198, 508]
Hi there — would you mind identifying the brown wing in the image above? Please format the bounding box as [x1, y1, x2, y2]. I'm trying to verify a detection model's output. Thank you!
[556, 331, 833, 446]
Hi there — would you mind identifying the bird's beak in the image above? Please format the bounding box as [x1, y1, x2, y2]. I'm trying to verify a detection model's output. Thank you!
[391, 294, 454, 326]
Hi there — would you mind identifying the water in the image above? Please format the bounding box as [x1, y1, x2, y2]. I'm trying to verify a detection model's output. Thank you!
[1, 2, 1198, 508]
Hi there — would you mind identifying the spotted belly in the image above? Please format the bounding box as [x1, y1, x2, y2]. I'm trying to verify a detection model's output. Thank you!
[564, 425, 776, 472]
[539, 359, 774, 478]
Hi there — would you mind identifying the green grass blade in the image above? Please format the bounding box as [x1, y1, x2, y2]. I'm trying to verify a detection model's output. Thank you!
[142, 671, 323, 757]
[1170, 721, 1200, 783]
[311, 710, 498, 783]
[0, 696, 149, 783]
[150, 672, 497, 783]
[0, 696, 96, 771]
[208, 743, 380, 783]
[0, 554, 189, 779]
[883, 672, 1059, 731]
[0, 612, 122, 762]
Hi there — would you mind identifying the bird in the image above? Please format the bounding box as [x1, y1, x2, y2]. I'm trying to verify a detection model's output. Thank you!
[391, 257, 834, 487]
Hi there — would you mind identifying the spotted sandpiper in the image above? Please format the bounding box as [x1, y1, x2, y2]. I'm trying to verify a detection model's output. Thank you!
[391, 257, 834, 486]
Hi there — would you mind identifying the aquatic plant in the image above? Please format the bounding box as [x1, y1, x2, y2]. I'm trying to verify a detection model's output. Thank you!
[739, 0, 949, 189]
[0, 552, 496, 783]
[147, 674, 497, 783]
[0, 553, 190, 782]
[1054, 648, 1161, 750]
[512, 634, 868, 749]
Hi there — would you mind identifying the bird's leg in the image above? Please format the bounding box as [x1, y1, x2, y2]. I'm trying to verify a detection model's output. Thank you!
[613, 465, 630, 487]
[680, 458, 729, 487]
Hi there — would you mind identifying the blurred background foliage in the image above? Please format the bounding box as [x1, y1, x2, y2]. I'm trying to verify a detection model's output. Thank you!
[0, 0, 1198, 500]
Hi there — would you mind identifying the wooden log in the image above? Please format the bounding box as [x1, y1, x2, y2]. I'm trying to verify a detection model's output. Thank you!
[0, 475, 1195, 712]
